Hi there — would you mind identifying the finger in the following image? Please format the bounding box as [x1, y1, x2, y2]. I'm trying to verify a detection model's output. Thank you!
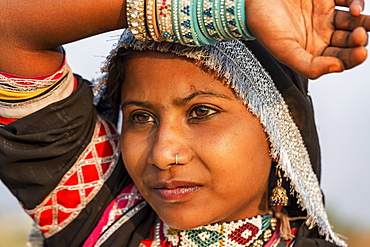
[335, 0, 364, 16]
[270, 43, 345, 79]
[331, 26, 368, 47]
[302, 56, 345, 79]
[322, 45, 367, 69]
[349, 0, 364, 16]
[334, 10, 370, 31]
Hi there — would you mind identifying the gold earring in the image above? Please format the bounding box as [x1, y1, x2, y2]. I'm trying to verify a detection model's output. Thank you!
[269, 169, 289, 206]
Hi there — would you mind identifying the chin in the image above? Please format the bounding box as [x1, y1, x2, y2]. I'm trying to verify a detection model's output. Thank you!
[157, 210, 217, 230]
[161, 219, 205, 230]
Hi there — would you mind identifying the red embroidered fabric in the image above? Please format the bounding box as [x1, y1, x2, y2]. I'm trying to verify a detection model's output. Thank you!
[24, 116, 120, 238]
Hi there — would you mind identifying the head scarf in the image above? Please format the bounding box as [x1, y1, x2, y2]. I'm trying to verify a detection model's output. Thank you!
[96, 29, 345, 246]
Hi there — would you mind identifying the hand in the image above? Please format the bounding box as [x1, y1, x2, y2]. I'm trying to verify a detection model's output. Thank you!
[246, 0, 370, 79]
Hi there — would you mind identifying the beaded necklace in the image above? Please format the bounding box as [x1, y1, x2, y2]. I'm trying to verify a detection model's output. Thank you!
[154, 214, 277, 247]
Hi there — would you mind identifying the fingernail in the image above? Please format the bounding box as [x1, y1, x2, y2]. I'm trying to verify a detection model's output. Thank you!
[357, 4, 363, 13]
[329, 66, 342, 73]
[350, 2, 363, 14]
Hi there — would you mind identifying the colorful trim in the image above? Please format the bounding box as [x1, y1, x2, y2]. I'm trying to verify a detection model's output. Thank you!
[24, 116, 120, 238]
[163, 214, 276, 247]
[0, 64, 75, 119]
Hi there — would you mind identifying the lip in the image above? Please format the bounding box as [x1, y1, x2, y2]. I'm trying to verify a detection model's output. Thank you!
[153, 181, 201, 201]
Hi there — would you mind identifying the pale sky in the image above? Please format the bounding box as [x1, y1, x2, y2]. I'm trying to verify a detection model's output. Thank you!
[1, 3, 369, 237]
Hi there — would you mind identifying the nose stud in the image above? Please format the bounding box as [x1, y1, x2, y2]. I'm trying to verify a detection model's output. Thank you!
[175, 153, 178, 165]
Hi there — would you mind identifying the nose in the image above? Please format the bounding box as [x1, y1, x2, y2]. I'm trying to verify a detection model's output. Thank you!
[147, 121, 192, 170]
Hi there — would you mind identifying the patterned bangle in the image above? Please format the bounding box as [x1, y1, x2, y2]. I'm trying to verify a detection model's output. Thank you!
[178, 0, 197, 46]
[224, 0, 242, 39]
[201, 0, 222, 41]
[213, 0, 233, 40]
[157, 0, 177, 42]
[190, 0, 217, 45]
[147, 0, 163, 41]
[172, 0, 185, 44]
[194, 0, 220, 44]
[126, 0, 254, 45]
[235, 0, 255, 40]
[219, 0, 236, 39]
[126, 0, 151, 41]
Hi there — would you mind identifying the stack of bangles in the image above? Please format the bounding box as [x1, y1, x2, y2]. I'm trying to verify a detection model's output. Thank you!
[126, 0, 254, 46]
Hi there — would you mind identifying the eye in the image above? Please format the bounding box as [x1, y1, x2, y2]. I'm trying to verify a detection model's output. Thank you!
[129, 111, 155, 123]
[189, 105, 219, 120]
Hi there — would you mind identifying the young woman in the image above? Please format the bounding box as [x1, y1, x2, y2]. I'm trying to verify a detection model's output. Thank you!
[0, 0, 369, 246]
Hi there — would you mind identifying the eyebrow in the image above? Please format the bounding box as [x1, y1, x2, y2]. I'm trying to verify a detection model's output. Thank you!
[174, 91, 232, 106]
[121, 100, 151, 110]
[121, 91, 232, 109]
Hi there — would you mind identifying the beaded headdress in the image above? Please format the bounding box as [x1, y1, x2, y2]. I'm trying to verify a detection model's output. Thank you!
[97, 29, 345, 246]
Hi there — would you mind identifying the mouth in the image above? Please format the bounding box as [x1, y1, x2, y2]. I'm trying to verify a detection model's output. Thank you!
[153, 181, 201, 201]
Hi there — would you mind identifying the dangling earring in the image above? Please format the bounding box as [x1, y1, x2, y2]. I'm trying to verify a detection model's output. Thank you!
[269, 168, 289, 206]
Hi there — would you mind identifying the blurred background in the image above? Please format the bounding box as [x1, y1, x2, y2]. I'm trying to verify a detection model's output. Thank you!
[1, 4, 370, 247]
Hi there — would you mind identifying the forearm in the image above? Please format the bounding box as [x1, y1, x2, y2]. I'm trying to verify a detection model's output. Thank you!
[0, 0, 127, 76]
[0, 0, 369, 78]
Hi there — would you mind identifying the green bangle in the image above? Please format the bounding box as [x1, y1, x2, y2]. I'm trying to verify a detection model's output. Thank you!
[213, 0, 233, 40]
[202, 0, 222, 41]
[235, 0, 255, 40]
[191, 0, 218, 45]
[224, 0, 242, 39]
[180, 0, 197, 46]
[219, 0, 235, 39]
[172, 0, 186, 44]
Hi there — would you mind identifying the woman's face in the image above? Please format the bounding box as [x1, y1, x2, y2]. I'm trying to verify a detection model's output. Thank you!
[120, 51, 272, 230]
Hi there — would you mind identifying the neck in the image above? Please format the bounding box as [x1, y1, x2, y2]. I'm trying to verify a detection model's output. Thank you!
[158, 213, 278, 247]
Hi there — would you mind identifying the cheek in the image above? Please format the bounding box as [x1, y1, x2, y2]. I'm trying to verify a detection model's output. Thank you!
[196, 124, 270, 167]
[120, 133, 145, 181]
[199, 118, 271, 185]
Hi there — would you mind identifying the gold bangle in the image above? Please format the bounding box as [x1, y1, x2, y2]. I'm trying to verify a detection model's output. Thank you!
[146, 0, 163, 41]
[126, 0, 151, 41]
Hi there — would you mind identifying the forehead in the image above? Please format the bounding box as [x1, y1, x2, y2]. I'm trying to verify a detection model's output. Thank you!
[123, 50, 216, 77]
[121, 50, 236, 99]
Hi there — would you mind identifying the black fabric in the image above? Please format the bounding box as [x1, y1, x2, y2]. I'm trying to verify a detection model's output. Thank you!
[0, 76, 136, 246]
[93, 81, 120, 126]
[294, 224, 339, 247]
[0, 77, 97, 209]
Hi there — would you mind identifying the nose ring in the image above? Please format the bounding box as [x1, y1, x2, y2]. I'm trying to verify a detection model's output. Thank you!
[175, 153, 178, 165]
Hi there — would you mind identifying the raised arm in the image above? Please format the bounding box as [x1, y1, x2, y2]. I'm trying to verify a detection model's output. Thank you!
[0, 0, 127, 76]
[0, 0, 369, 79]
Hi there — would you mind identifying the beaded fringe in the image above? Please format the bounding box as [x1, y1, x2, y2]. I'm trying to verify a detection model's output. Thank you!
[98, 29, 346, 247]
